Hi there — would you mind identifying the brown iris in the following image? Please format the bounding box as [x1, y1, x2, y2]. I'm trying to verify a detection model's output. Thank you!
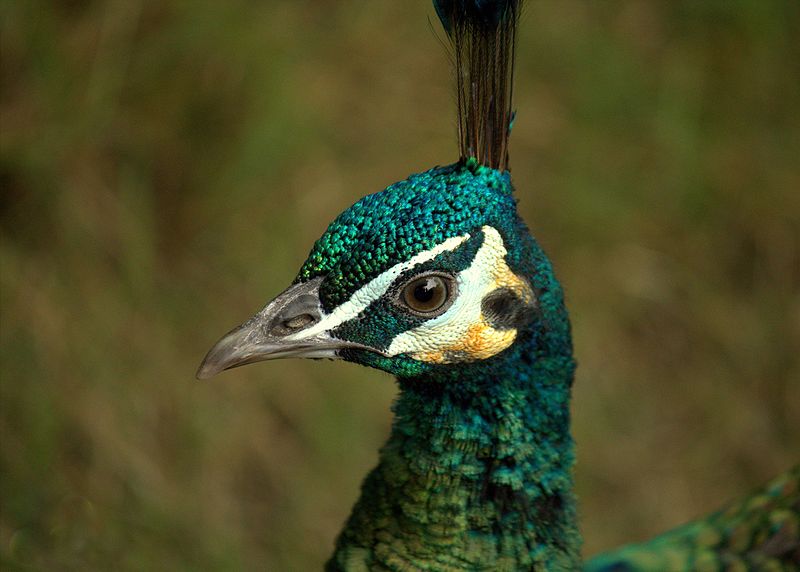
[401, 274, 452, 315]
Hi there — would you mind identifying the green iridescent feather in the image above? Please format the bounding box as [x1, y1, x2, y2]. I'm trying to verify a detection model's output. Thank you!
[320, 165, 581, 570]
[586, 466, 800, 572]
[297, 163, 516, 313]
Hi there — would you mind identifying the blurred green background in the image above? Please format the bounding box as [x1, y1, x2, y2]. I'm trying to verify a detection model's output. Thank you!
[2, 0, 798, 569]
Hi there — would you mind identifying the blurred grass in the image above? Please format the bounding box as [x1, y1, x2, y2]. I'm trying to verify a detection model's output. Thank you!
[1, 0, 798, 569]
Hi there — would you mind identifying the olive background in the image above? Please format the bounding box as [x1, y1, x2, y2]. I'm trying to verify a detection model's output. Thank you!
[2, 1, 798, 570]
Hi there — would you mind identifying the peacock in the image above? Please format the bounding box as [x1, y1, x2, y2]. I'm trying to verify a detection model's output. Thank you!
[197, 1, 800, 570]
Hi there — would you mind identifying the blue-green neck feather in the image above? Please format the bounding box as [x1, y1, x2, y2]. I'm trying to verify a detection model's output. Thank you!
[328, 329, 580, 571]
[324, 165, 581, 570]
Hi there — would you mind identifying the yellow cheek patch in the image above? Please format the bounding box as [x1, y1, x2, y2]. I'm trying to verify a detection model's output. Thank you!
[413, 322, 518, 364]
[489, 255, 535, 306]
[386, 225, 535, 364]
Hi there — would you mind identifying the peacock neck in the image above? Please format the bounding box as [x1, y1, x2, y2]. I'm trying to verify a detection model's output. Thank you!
[327, 327, 581, 571]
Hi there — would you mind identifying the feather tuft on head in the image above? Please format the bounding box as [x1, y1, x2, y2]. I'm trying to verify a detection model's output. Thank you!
[434, 0, 521, 171]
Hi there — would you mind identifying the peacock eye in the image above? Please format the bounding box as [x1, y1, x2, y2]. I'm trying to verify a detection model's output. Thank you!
[400, 274, 454, 316]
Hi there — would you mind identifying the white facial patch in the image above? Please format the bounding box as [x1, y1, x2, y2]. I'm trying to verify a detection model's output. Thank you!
[386, 226, 533, 363]
[286, 233, 471, 342]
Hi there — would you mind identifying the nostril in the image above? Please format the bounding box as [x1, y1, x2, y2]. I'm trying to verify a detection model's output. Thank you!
[282, 313, 316, 331]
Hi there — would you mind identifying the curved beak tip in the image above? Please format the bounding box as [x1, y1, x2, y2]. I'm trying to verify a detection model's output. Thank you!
[195, 360, 221, 380]
[194, 323, 254, 380]
[195, 278, 364, 380]
[195, 343, 233, 380]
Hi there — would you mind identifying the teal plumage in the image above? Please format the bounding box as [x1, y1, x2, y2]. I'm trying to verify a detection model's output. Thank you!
[296, 164, 516, 312]
[317, 164, 582, 569]
[197, 1, 799, 570]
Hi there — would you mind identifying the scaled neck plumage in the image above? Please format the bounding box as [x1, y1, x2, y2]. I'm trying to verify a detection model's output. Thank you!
[327, 288, 581, 571]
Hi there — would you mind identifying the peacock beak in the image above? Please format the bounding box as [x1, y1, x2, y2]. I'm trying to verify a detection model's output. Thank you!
[196, 277, 363, 379]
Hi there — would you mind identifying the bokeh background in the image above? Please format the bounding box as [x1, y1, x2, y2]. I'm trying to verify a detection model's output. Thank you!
[2, 0, 799, 569]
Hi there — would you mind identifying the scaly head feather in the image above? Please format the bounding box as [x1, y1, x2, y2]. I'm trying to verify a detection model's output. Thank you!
[196, 164, 568, 382]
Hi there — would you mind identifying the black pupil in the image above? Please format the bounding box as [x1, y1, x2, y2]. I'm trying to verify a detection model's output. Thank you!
[403, 275, 448, 314]
[413, 279, 437, 303]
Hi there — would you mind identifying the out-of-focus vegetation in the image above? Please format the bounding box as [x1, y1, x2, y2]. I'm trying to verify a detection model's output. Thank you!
[1, 0, 798, 569]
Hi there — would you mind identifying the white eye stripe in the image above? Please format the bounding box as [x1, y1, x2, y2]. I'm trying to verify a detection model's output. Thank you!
[385, 225, 525, 363]
[286, 233, 470, 341]
[386, 226, 504, 356]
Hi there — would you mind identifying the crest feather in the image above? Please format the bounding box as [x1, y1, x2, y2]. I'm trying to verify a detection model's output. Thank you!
[434, 0, 521, 171]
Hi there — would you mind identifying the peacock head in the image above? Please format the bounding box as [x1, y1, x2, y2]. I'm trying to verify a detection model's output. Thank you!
[197, 161, 569, 382]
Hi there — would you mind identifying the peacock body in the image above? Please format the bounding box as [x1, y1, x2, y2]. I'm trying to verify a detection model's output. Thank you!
[197, 1, 799, 570]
